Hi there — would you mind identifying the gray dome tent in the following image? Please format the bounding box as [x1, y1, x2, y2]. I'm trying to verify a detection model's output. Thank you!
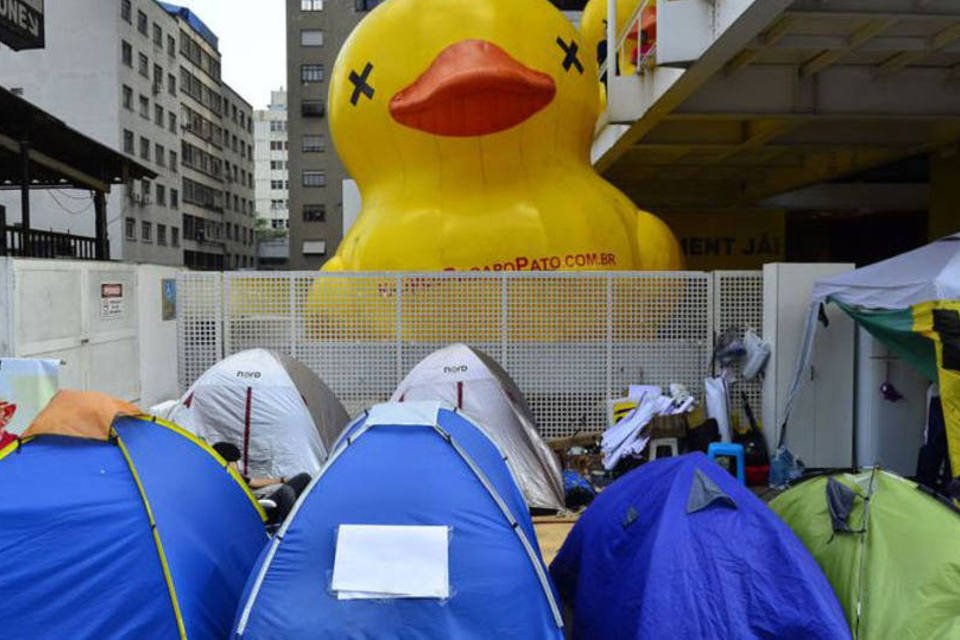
[392, 344, 564, 511]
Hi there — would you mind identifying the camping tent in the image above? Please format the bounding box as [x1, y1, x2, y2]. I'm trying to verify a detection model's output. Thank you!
[782, 233, 960, 472]
[171, 349, 349, 478]
[771, 469, 960, 639]
[0, 390, 267, 639]
[233, 401, 565, 639]
[391, 344, 564, 511]
[550, 453, 849, 639]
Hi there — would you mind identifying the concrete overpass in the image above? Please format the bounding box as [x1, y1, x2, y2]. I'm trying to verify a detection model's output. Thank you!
[595, 0, 960, 241]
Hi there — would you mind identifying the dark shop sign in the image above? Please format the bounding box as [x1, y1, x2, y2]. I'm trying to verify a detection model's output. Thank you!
[0, 0, 44, 51]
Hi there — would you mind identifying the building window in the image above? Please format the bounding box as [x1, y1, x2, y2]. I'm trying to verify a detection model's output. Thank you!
[301, 64, 324, 83]
[122, 41, 133, 67]
[171, 189, 179, 208]
[355, 0, 385, 10]
[137, 10, 148, 35]
[139, 95, 149, 119]
[270, 180, 284, 190]
[153, 23, 162, 47]
[123, 129, 134, 154]
[121, 0, 131, 22]
[139, 136, 150, 160]
[301, 100, 325, 118]
[138, 53, 149, 77]
[270, 140, 283, 151]
[125, 217, 136, 240]
[303, 204, 326, 222]
[153, 63, 163, 92]
[167, 34, 176, 57]
[270, 120, 287, 132]
[155, 144, 165, 167]
[303, 171, 326, 187]
[156, 184, 166, 206]
[122, 85, 133, 110]
[301, 0, 323, 9]
[168, 73, 176, 96]
[154, 104, 164, 127]
[142, 221, 152, 242]
[302, 240, 327, 256]
[168, 112, 177, 134]
[300, 29, 324, 47]
[302, 134, 325, 152]
[170, 150, 178, 172]
[171, 227, 180, 247]
[157, 224, 167, 245]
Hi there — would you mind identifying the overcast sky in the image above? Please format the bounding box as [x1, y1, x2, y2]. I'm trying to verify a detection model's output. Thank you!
[180, 0, 286, 109]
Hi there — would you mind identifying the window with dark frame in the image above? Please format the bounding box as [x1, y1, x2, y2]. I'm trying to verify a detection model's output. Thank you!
[301, 64, 325, 83]
[303, 204, 326, 222]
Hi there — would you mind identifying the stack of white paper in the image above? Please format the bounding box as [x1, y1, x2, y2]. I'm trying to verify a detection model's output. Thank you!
[331, 525, 450, 600]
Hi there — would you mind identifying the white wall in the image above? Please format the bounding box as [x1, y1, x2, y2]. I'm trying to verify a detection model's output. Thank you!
[137, 264, 181, 407]
[0, 258, 180, 408]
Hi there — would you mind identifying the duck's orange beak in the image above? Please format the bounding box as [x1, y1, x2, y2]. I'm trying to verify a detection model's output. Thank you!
[390, 40, 556, 137]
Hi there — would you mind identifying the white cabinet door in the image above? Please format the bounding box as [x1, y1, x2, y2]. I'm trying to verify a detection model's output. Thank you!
[763, 263, 855, 468]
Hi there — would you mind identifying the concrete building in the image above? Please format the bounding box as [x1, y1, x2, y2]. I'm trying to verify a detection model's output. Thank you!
[0, 0, 256, 269]
[254, 89, 290, 269]
[286, 0, 384, 270]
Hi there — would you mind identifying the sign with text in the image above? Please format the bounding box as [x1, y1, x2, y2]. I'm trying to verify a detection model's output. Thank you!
[100, 282, 125, 320]
[660, 210, 786, 271]
[0, 0, 44, 51]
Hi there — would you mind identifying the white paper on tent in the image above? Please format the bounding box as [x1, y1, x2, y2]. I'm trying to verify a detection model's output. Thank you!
[331, 525, 450, 600]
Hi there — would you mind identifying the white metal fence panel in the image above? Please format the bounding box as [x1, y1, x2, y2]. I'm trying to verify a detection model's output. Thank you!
[177, 271, 760, 439]
[714, 270, 764, 430]
[177, 271, 222, 392]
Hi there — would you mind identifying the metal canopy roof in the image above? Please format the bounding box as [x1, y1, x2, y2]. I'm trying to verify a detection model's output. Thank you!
[0, 86, 156, 193]
[595, 0, 960, 211]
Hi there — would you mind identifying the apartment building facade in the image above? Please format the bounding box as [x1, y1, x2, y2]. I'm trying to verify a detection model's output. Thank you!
[254, 89, 290, 269]
[0, 0, 256, 269]
[285, 0, 384, 270]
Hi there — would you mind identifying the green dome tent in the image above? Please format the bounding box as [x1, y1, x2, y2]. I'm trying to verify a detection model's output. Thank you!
[782, 233, 960, 474]
[771, 469, 960, 639]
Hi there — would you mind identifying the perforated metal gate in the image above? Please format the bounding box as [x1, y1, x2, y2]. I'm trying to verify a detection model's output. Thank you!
[178, 271, 761, 439]
[714, 271, 765, 430]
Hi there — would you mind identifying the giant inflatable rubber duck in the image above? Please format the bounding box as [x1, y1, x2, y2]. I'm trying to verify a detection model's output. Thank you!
[321, 0, 682, 273]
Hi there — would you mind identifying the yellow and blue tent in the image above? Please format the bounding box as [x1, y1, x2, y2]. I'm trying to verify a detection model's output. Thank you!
[783, 233, 960, 472]
[0, 390, 268, 639]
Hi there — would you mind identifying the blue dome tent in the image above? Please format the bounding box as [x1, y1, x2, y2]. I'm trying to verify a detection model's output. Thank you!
[0, 391, 268, 640]
[233, 401, 564, 639]
[550, 453, 850, 640]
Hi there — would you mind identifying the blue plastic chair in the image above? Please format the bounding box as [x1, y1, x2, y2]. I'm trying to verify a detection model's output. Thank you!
[707, 442, 746, 485]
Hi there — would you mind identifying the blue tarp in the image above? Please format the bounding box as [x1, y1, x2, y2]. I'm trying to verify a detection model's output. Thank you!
[550, 453, 850, 640]
[233, 402, 564, 639]
[0, 416, 266, 639]
[158, 2, 219, 49]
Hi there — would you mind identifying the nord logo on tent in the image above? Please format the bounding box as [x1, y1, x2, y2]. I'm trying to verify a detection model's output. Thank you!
[236, 371, 262, 379]
[443, 365, 468, 374]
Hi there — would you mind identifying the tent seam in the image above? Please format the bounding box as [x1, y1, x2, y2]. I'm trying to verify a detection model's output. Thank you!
[114, 429, 188, 640]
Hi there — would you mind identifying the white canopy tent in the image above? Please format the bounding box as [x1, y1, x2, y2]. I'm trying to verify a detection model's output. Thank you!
[170, 349, 350, 479]
[782, 234, 960, 446]
[392, 344, 564, 511]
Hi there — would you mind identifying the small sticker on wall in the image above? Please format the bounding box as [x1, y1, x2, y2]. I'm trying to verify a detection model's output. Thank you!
[162, 279, 177, 321]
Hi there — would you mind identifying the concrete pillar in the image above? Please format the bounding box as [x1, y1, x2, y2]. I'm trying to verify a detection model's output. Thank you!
[930, 151, 960, 241]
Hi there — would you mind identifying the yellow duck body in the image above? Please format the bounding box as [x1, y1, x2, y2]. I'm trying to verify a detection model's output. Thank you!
[321, 0, 682, 274]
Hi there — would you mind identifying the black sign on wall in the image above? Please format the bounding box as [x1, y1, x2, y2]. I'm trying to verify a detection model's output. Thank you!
[0, 0, 44, 51]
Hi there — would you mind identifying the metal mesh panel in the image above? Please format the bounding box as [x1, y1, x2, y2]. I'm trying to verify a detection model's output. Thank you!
[714, 271, 764, 430]
[179, 272, 719, 438]
[176, 272, 223, 392]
